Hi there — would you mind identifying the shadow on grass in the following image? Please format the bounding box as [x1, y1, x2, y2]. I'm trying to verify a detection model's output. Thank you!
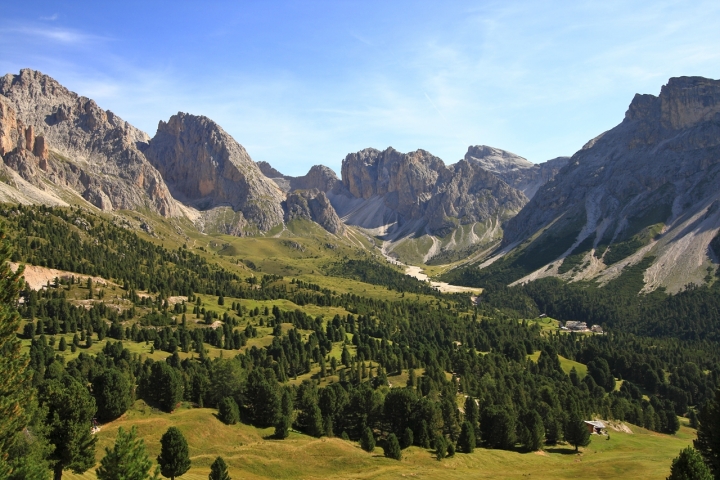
[545, 447, 579, 455]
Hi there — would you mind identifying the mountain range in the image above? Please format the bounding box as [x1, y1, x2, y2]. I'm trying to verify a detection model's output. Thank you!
[2, 68, 720, 292]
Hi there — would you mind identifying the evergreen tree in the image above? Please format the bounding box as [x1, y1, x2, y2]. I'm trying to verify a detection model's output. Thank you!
[521, 411, 545, 452]
[157, 427, 191, 480]
[218, 397, 240, 425]
[458, 421, 476, 453]
[360, 427, 375, 453]
[401, 427, 414, 449]
[434, 435, 447, 461]
[96, 426, 153, 480]
[58, 337, 67, 352]
[40, 376, 98, 480]
[464, 396, 479, 430]
[209, 456, 231, 480]
[5, 397, 52, 480]
[695, 387, 720, 477]
[0, 227, 33, 474]
[480, 406, 516, 450]
[274, 388, 294, 439]
[384, 433, 402, 460]
[565, 415, 591, 452]
[146, 362, 184, 413]
[416, 420, 431, 448]
[667, 447, 713, 480]
[93, 369, 133, 422]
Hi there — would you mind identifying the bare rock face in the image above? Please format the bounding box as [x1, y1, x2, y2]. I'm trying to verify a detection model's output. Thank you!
[284, 189, 345, 235]
[425, 159, 528, 236]
[0, 69, 180, 215]
[258, 161, 341, 193]
[498, 76, 720, 291]
[341, 147, 445, 219]
[0, 96, 22, 155]
[464, 145, 569, 199]
[335, 146, 527, 236]
[144, 113, 285, 233]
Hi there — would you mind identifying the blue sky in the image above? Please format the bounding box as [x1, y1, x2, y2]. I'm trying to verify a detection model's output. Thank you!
[1, 1, 719, 175]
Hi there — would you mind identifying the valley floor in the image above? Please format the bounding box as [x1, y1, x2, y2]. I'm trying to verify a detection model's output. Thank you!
[64, 401, 693, 480]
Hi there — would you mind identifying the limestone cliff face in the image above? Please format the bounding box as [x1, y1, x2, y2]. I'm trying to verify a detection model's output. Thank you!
[425, 159, 527, 236]
[0, 69, 179, 215]
[341, 147, 444, 220]
[144, 113, 285, 232]
[284, 189, 345, 234]
[335, 147, 526, 236]
[464, 145, 569, 199]
[498, 76, 720, 292]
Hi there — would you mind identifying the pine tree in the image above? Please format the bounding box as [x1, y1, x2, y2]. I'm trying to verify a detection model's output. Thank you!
[522, 410, 545, 452]
[565, 415, 590, 452]
[93, 369, 133, 422]
[464, 396, 479, 430]
[274, 388, 294, 439]
[667, 447, 713, 480]
[360, 427, 375, 452]
[208, 456, 231, 480]
[458, 421, 476, 453]
[695, 387, 720, 477]
[434, 435, 447, 461]
[0, 227, 32, 475]
[401, 427, 414, 449]
[384, 433, 402, 460]
[157, 427, 191, 480]
[96, 426, 153, 480]
[40, 376, 98, 480]
[218, 397, 240, 425]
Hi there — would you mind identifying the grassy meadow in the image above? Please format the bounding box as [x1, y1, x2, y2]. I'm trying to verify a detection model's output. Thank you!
[62, 401, 694, 480]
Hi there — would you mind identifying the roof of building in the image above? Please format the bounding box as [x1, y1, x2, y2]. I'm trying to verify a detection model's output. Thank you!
[584, 420, 606, 428]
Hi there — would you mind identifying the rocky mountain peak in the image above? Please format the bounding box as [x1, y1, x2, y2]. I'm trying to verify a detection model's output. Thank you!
[0, 69, 179, 216]
[624, 76, 720, 130]
[144, 112, 285, 232]
[463, 145, 569, 199]
[464, 145, 534, 173]
[340, 147, 445, 220]
[499, 75, 720, 292]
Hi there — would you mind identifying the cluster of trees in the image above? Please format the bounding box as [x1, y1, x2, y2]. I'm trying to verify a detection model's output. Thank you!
[4, 205, 720, 478]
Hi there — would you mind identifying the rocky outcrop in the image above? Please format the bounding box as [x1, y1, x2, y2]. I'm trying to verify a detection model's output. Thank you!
[425, 159, 527, 236]
[144, 113, 285, 233]
[284, 189, 345, 234]
[333, 147, 527, 236]
[0, 69, 180, 215]
[464, 145, 569, 198]
[258, 161, 341, 193]
[497, 76, 720, 292]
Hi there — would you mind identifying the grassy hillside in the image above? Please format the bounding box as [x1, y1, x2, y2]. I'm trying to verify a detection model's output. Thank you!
[63, 401, 693, 480]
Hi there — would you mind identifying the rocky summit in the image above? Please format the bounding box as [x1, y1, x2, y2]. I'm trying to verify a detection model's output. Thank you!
[464, 145, 569, 199]
[487, 76, 720, 292]
[0, 69, 180, 215]
[144, 112, 285, 233]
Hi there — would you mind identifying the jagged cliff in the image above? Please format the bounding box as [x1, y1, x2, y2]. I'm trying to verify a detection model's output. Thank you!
[284, 189, 345, 234]
[464, 145, 569, 198]
[144, 112, 285, 233]
[474, 76, 720, 292]
[0, 69, 180, 215]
